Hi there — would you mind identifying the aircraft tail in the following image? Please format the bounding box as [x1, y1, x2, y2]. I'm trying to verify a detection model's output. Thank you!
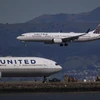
[93, 24, 100, 34]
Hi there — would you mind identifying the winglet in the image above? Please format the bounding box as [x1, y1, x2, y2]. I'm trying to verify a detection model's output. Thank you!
[86, 28, 90, 33]
[60, 30, 62, 33]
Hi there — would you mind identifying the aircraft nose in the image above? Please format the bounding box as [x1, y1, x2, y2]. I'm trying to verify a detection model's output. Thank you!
[16, 36, 23, 40]
[57, 65, 62, 71]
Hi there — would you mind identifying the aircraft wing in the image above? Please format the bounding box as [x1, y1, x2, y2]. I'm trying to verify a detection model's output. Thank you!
[62, 28, 90, 42]
[62, 33, 87, 42]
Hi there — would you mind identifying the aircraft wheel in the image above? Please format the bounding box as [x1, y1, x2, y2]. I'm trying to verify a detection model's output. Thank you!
[64, 43, 68, 46]
[43, 76, 47, 83]
[60, 44, 63, 46]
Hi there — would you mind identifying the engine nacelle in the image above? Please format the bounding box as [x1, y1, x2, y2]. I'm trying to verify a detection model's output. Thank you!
[52, 39, 62, 43]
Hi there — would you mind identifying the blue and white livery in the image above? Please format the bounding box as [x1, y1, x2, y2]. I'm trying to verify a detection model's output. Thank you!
[17, 24, 100, 46]
[0, 57, 62, 79]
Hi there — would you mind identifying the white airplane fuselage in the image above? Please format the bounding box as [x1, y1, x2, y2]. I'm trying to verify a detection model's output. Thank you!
[0, 57, 62, 77]
[16, 24, 100, 46]
[17, 32, 100, 43]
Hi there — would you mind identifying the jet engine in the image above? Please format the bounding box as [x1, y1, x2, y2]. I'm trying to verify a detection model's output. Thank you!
[52, 39, 62, 43]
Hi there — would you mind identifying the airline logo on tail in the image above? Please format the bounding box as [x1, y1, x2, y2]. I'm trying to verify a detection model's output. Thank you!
[93, 24, 100, 34]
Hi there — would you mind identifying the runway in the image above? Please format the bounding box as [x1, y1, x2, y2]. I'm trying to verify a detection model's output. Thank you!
[0, 81, 100, 93]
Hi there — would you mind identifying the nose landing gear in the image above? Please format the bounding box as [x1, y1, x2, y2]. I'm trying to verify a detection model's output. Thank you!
[22, 41, 27, 46]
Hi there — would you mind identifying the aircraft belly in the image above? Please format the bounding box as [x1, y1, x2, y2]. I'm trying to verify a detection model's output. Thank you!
[25, 37, 52, 42]
[0, 67, 59, 77]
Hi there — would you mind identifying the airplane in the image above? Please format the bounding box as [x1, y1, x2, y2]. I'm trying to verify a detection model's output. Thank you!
[17, 24, 100, 46]
[0, 56, 62, 83]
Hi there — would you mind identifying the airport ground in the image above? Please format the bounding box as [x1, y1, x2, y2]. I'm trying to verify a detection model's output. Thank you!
[0, 81, 100, 93]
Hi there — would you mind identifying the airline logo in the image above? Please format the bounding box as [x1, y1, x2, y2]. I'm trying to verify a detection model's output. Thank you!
[0, 59, 36, 65]
[34, 33, 48, 35]
[94, 24, 100, 34]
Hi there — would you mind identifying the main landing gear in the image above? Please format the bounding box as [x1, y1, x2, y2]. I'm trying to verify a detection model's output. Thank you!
[60, 43, 68, 46]
[43, 76, 47, 83]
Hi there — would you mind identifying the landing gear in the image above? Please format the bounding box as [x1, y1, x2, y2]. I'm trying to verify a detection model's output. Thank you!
[24, 43, 27, 46]
[60, 43, 68, 46]
[64, 43, 68, 46]
[22, 41, 27, 46]
[43, 76, 47, 83]
[60, 43, 63, 46]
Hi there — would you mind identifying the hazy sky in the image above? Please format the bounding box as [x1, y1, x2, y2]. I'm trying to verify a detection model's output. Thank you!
[0, 0, 100, 24]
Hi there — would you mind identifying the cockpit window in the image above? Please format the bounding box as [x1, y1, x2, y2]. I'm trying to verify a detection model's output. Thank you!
[55, 63, 58, 65]
[21, 34, 29, 36]
[21, 34, 26, 36]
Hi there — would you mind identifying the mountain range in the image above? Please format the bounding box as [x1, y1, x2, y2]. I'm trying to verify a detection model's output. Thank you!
[27, 7, 100, 23]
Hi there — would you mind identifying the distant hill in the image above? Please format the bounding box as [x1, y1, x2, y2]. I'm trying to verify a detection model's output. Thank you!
[27, 7, 100, 23]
